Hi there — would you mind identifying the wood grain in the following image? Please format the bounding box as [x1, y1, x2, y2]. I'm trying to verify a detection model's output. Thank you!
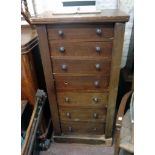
[21, 26, 38, 105]
[53, 134, 112, 145]
[52, 57, 111, 75]
[47, 24, 114, 41]
[61, 121, 105, 135]
[32, 10, 129, 142]
[105, 23, 126, 138]
[36, 25, 61, 135]
[59, 107, 107, 122]
[21, 47, 38, 106]
[54, 74, 109, 92]
[31, 9, 129, 24]
[57, 92, 108, 108]
[50, 41, 113, 57]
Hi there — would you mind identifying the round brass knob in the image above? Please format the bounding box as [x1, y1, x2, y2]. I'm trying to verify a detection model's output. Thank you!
[93, 128, 97, 131]
[94, 81, 99, 87]
[95, 64, 101, 70]
[93, 113, 98, 119]
[93, 97, 98, 103]
[61, 64, 67, 70]
[58, 30, 64, 36]
[68, 126, 72, 132]
[96, 46, 101, 53]
[64, 81, 68, 85]
[65, 97, 69, 102]
[59, 47, 65, 53]
[96, 28, 102, 35]
[66, 112, 71, 118]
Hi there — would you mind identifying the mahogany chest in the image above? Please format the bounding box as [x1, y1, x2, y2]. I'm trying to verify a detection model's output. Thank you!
[31, 9, 129, 145]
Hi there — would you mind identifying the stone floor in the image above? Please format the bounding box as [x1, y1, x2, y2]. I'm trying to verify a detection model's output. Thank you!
[40, 143, 114, 155]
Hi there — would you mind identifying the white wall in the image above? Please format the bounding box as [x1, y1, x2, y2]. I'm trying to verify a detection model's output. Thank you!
[119, 0, 134, 67]
[96, 0, 118, 10]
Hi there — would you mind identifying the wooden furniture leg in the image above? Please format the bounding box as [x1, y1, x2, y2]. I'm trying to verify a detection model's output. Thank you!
[114, 91, 132, 155]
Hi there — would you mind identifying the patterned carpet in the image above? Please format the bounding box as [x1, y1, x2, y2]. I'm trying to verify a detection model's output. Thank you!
[40, 143, 114, 155]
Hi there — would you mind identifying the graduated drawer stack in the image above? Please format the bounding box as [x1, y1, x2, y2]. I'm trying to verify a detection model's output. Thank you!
[47, 23, 114, 135]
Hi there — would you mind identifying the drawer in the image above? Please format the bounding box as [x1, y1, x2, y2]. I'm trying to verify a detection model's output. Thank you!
[47, 24, 114, 41]
[49, 41, 113, 57]
[59, 107, 106, 122]
[61, 121, 105, 135]
[57, 92, 108, 108]
[54, 75, 109, 92]
[52, 58, 111, 75]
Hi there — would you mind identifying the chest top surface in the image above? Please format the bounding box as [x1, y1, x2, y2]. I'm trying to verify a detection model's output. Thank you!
[31, 9, 129, 24]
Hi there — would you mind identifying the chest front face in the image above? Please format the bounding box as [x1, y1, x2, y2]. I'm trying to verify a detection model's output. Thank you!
[33, 11, 128, 144]
[48, 23, 114, 135]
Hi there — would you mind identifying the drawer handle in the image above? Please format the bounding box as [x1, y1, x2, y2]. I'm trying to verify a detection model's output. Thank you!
[64, 81, 69, 85]
[95, 64, 101, 70]
[61, 64, 67, 70]
[66, 112, 71, 118]
[96, 46, 101, 53]
[68, 126, 72, 132]
[93, 113, 98, 119]
[59, 47, 65, 53]
[93, 97, 98, 103]
[93, 128, 97, 131]
[94, 81, 99, 87]
[65, 97, 69, 102]
[96, 28, 102, 35]
[58, 30, 64, 36]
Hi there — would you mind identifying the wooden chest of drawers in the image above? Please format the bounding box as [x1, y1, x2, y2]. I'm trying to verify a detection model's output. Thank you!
[31, 9, 129, 145]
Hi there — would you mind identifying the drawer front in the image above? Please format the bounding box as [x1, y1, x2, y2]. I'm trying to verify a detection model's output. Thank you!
[61, 121, 105, 135]
[47, 24, 114, 41]
[52, 58, 111, 75]
[54, 75, 109, 92]
[57, 92, 108, 108]
[50, 41, 113, 57]
[59, 107, 106, 122]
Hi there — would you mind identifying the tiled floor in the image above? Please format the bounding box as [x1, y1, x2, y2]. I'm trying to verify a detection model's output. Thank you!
[40, 143, 114, 155]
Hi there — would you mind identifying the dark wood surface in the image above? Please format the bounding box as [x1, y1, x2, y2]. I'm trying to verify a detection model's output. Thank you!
[21, 52, 38, 105]
[33, 10, 129, 143]
[53, 134, 112, 145]
[21, 26, 38, 105]
[50, 41, 113, 57]
[61, 121, 105, 135]
[31, 9, 129, 24]
[105, 23, 126, 138]
[59, 107, 107, 122]
[54, 74, 109, 92]
[114, 91, 132, 155]
[57, 92, 108, 108]
[47, 24, 114, 40]
[36, 25, 61, 134]
[52, 58, 111, 75]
